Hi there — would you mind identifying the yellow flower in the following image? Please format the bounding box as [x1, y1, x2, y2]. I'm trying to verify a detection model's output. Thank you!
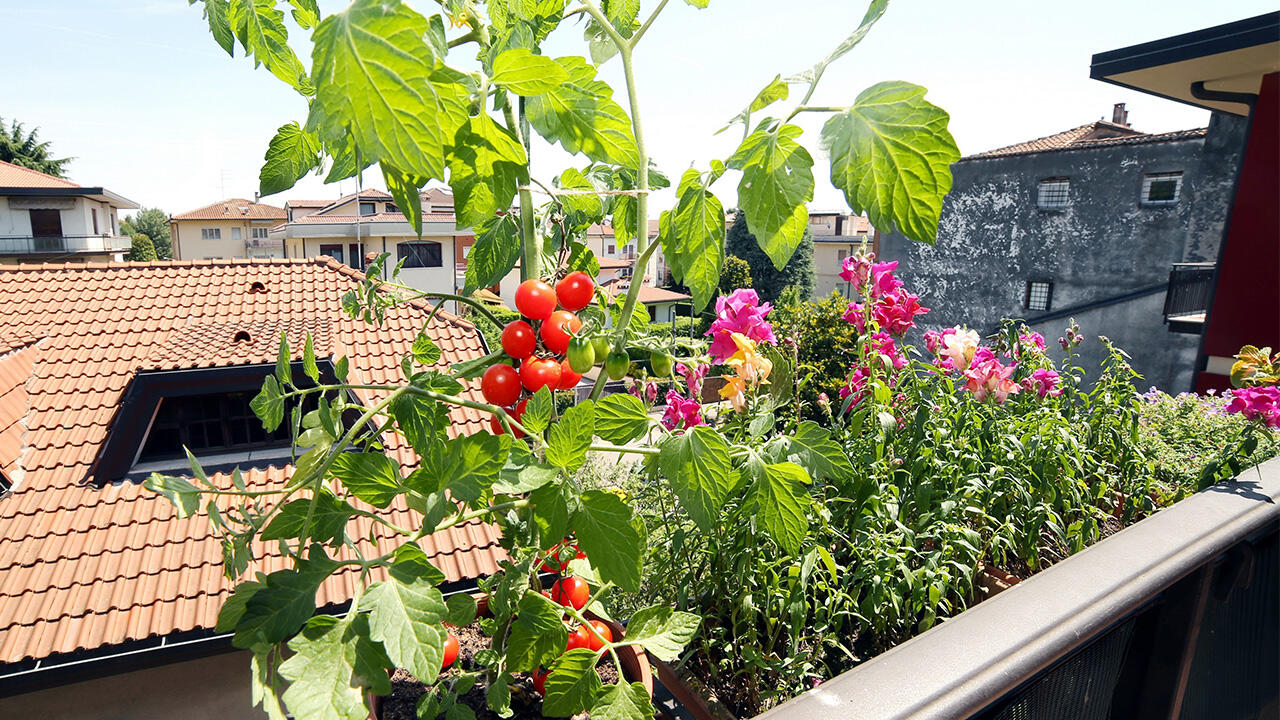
[724, 333, 772, 384]
[446, 11, 470, 28]
[719, 376, 749, 412]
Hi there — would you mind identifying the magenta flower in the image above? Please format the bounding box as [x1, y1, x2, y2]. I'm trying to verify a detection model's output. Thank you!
[675, 361, 708, 398]
[706, 288, 776, 363]
[872, 288, 929, 337]
[840, 253, 875, 286]
[839, 365, 871, 407]
[1019, 332, 1047, 353]
[963, 349, 1021, 403]
[869, 331, 907, 370]
[870, 261, 904, 299]
[1224, 386, 1280, 429]
[661, 389, 705, 431]
[1023, 368, 1063, 398]
[843, 301, 866, 332]
[924, 329, 943, 354]
[645, 380, 659, 404]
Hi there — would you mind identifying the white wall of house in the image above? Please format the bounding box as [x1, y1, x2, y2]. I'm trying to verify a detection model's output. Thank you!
[649, 301, 678, 324]
[813, 241, 859, 299]
[1, 196, 128, 257]
[172, 219, 281, 260]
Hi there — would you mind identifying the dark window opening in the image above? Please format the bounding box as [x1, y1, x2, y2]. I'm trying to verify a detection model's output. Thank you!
[1025, 281, 1053, 312]
[398, 241, 442, 268]
[1037, 178, 1070, 209]
[348, 243, 365, 271]
[319, 244, 344, 264]
[385, 202, 399, 214]
[29, 209, 63, 251]
[91, 208, 99, 235]
[1142, 172, 1182, 205]
[233, 330, 252, 343]
[137, 391, 318, 463]
[360, 202, 377, 216]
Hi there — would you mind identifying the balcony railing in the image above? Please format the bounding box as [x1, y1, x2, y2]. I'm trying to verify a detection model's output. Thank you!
[1163, 262, 1215, 330]
[0, 234, 132, 256]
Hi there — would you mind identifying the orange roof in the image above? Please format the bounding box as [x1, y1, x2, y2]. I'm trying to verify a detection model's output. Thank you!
[968, 122, 1207, 159]
[0, 160, 79, 189]
[171, 198, 287, 221]
[286, 212, 457, 225]
[601, 279, 690, 304]
[0, 258, 503, 666]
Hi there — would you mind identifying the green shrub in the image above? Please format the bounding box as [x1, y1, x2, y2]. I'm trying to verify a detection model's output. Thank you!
[127, 233, 157, 262]
[771, 291, 861, 415]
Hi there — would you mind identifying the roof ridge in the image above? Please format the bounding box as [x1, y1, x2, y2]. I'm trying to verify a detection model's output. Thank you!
[965, 124, 1206, 161]
[0, 257, 318, 272]
[171, 198, 286, 220]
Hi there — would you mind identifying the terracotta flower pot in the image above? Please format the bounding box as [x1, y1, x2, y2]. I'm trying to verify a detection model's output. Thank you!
[975, 563, 1021, 601]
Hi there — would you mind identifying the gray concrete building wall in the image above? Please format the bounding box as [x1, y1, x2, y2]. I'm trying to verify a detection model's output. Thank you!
[879, 113, 1245, 391]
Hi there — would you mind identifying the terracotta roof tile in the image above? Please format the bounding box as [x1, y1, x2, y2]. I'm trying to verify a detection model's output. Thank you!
[171, 199, 287, 221]
[967, 122, 1207, 160]
[0, 160, 79, 189]
[0, 258, 502, 665]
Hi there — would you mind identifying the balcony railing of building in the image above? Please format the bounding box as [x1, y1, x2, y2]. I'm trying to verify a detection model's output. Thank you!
[757, 455, 1280, 720]
[245, 238, 280, 249]
[0, 235, 132, 256]
[1163, 262, 1216, 333]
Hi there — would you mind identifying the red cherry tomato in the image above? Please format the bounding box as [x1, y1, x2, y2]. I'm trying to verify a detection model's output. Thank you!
[441, 631, 460, 670]
[551, 576, 590, 610]
[540, 310, 582, 356]
[480, 364, 521, 407]
[532, 668, 548, 695]
[557, 359, 582, 390]
[540, 542, 569, 573]
[520, 356, 562, 393]
[501, 320, 537, 359]
[488, 398, 527, 438]
[556, 271, 595, 312]
[586, 620, 612, 652]
[566, 624, 592, 652]
[515, 279, 557, 322]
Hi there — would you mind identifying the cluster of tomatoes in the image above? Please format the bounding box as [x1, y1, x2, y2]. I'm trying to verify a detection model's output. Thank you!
[529, 539, 612, 695]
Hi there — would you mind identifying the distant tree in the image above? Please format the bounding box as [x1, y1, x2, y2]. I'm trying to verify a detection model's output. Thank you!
[0, 118, 72, 177]
[127, 233, 157, 262]
[120, 208, 172, 259]
[719, 254, 753, 294]
[725, 211, 814, 306]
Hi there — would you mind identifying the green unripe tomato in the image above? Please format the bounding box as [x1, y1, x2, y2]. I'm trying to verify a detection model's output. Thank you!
[605, 350, 630, 380]
[567, 337, 596, 373]
[650, 351, 673, 377]
[591, 335, 610, 360]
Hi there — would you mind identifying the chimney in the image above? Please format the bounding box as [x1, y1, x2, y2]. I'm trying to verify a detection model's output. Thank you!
[254, 191, 261, 203]
[1112, 103, 1129, 126]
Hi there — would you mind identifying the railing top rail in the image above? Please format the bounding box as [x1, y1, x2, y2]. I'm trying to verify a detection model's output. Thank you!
[1170, 262, 1217, 270]
[755, 456, 1280, 720]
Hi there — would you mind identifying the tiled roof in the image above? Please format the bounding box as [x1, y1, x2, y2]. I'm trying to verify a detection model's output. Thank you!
[0, 160, 79, 189]
[171, 199, 287, 221]
[285, 199, 332, 208]
[601, 280, 690, 304]
[967, 122, 1207, 160]
[0, 258, 503, 666]
[285, 212, 457, 225]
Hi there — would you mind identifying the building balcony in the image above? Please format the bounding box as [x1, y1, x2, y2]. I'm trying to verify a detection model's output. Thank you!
[0, 234, 132, 257]
[1163, 262, 1216, 333]
[245, 238, 279, 249]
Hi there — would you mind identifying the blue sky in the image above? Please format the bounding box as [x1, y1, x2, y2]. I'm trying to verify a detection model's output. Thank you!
[1, 1, 1271, 216]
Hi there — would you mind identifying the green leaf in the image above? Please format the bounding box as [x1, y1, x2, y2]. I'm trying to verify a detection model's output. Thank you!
[594, 393, 650, 444]
[521, 386, 554, 435]
[391, 393, 449, 459]
[251, 649, 289, 720]
[749, 75, 789, 113]
[279, 614, 391, 720]
[444, 593, 477, 627]
[544, 648, 604, 716]
[730, 123, 814, 270]
[286, 0, 320, 28]
[531, 480, 573, 546]
[768, 421, 854, 482]
[362, 564, 448, 683]
[547, 400, 594, 472]
[660, 169, 725, 311]
[591, 681, 653, 720]
[261, 490, 352, 545]
[603, 0, 639, 35]
[199, 0, 235, 56]
[307, 0, 467, 180]
[527, 57, 639, 167]
[388, 542, 448, 586]
[330, 453, 403, 508]
[622, 606, 701, 661]
[382, 162, 426, 236]
[234, 566, 331, 649]
[143, 473, 203, 518]
[486, 672, 513, 716]
[683, 0, 709, 7]
[274, 331, 292, 387]
[495, 442, 558, 494]
[558, 168, 605, 231]
[260, 122, 321, 197]
[216, 580, 264, 633]
[412, 329, 443, 366]
[573, 490, 643, 591]
[462, 213, 521, 294]
[229, 0, 309, 91]
[303, 333, 320, 382]
[745, 462, 811, 555]
[821, 81, 959, 244]
[657, 426, 734, 533]
[818, 0, 889, 69]
[441, 432, 510, 503]
[448, 113, 526, 229]
[491, 48, 571, 96]
[506, 595, 569, 672]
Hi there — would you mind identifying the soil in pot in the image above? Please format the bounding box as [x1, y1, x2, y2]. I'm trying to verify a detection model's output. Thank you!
[380, 621, 621, 720]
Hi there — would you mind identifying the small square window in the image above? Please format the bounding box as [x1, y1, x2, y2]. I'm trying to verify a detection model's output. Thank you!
[319, 243, 344, 264]
[1141, 172, 1182, 205]
[607, 243, 616, 255]
[252, 227, 269, 240]
[1025, 281, 1053, 312]
[1037, 178, 1070, 209]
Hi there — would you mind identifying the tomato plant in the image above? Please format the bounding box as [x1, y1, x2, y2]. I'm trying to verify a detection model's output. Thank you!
[586, 620, 613, 652]
[514, 279, 556, 322]
[551, 576, 590, 610]
[605, 350, 630, 381]
[520, 356, 562, 393]
[568, 337, 596, 373]
[441, 631, 460, 670]
[555, 271, 595, 311]
[541, 310, 581, 356]
[480, 363, 521, 407]
[565, 625, 591, 652]
[500, 320, 537, 360]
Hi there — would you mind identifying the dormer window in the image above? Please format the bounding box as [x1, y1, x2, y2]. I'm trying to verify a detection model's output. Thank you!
[137, 391, 300, 463]
[360, 202, 377, 216]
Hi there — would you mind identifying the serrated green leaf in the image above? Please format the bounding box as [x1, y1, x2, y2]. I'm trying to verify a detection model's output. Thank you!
[274, 331, 292, 386]
[486, 671, 513, 716]
[251, 648, 289, 720]
[603, 0, 639, 35]
[448, 113, 525, 229]
[260, 121, 321, 197]
[229, 0, 308, 91]
[463, 213, 521, 294]
[821, 81, 958, 244]
[441, 432, 510, 503]
[730, 123, 814, 270]
[444, 593, 477, 626]
[216, 580, 264, 633]
[623, 606, 701, 661]
[307, 0, 467, 181]
[573, 490, 643, 591]
[749, 75, 789, 113]
[527, 57, 639, 167]
[745, 461, 811, 555]
[330, 453, 403, 508]
[660, 169, 724, 311]
[391, 393, 449, 460]
[383, 162, 427, 236]
[530, 480, 572, 546]
[279, 614, 391, 720]
[199, 0, 235, 56]
[558, 168, 605, 231]
[286, 0, 319, 28]
[302, 333, 320, 382]
[492, 48, 571, 96]
[591, 680, 653, 720]
[547, 400, 594, 472]
[521, 386, 554, 434]
[594, 393, 649, 444]
[388, 541, 448, 586]
[412, 329, 443, 366]
[657, 426, 734, 533]
[544, 648, 604, 716]
[261, 490, 352, 545]
[234, 565, 331, 649]
[768, 421, 854, 482]
[362, 569, 447, 683]
[506, 595, 569, 672]
[143, 473, 203, 518]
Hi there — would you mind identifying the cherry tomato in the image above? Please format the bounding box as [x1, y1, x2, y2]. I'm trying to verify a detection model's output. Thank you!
[540, 542, 569, 573]
[488, 398, 527, 438]
[480, 363, 521, 407]
[540, 310, 582, 356]
[441, 631, 460, 670]
[551, 576, 590, 610]
[650, 351, 673, 377]
[557, 359, 582, 390]
[567, 337, 595, 373]
[605, 350, 630, 381]
[532, 668, 548, 695]
[501, 320, 537, 359]
[586, 620, 613, 652]
[520, 356, 562, 393]
[566, 624, 592, 652]
[515, 279, 557, 321]
[555, 271, 595, 311]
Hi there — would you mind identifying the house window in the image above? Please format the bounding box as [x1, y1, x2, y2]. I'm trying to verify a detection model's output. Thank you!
[91, 208, 99, 234]
[1141, 172, 1182, 205]
[1037, 178, 1070, 209]
[398, 241, 443, 268]
[201, 228, 222, 240]
[231, 227, 242, 241]
[360, 202, 377, 216]
[319, 244, 345, 264]
[607, 243, 616, 255]
[138, 392, 298, 462]
[1025, 281, 1053, 312]
[252, 227, 269, 239]
[386, 202, 399, 214]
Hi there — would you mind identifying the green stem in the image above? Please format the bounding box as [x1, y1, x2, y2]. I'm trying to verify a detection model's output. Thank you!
[589, 442, 658, 456]
[629, 0, 671, 48]
[502, 96, 541, 282]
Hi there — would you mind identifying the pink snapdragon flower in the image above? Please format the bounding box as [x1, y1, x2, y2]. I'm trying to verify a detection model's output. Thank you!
[661, 389, 705, 431]
[1224, 386, 1280, 429]
[1023, 368, 1063, 398]
[869, 331, 907, 370]
[939, 328, 981, 371]
[963, 348, 1021, 403]
[707, 288, 776, 363]
[1019, 332, 1047, 353]
[873, 288, 929, 336]
[843, 302, 866, 333]
[839, 365, 871, 407]
[869, 261, 904, 299]
[675, 362, 708, 398]
[839, 253, 874, 286]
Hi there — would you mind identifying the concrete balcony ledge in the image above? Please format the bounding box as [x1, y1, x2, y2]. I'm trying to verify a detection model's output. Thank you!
[0, 235, 132, 255]
[756, 455, 1280, 720]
